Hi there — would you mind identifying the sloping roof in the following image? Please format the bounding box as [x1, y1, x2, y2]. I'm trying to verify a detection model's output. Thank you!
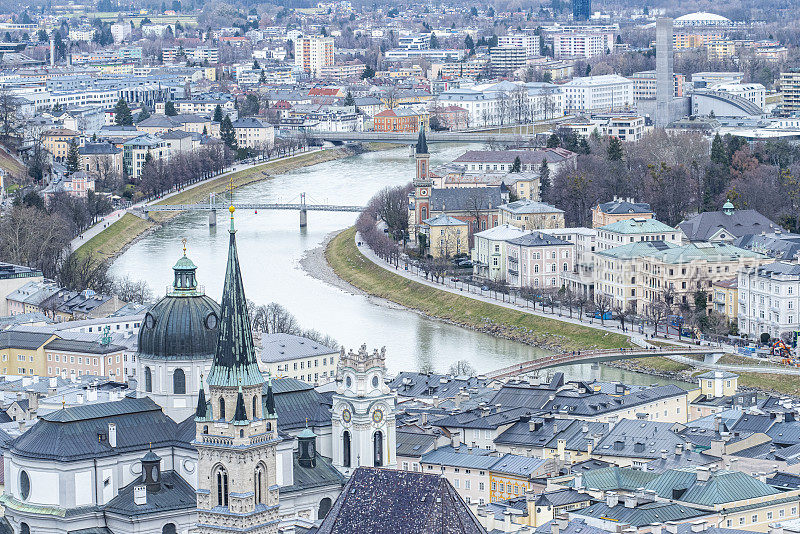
[646, 468, 779, 506]
[453, 149, 575, 165]
[506, 231, 571, 247]
[473, 224, 529, 241]
[499, 200, 564, 215]
[268, 377, 332, 431]
[429, 187, 503, 212]
[423, 214, 468, 226]
[596, 199, 652, 215]
[594, 419, 685, 460]
[572, 465, 659, 491]
[103, 470, 196, 516]
[281, 452, 346, 494]
[599, 218, 677, 234]
[315, 467, 486, 534]
[0, 330, 54, 350]
[260, 333, 337, 363]
[733, 233, 800, 260]
[678, 208, 778, 242]
[396, 430, 438, 458]
[576, 501, 705, 527]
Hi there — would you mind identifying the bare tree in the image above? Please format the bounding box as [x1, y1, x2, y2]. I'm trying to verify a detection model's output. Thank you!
[449, 359, 476, 376]
[113, 276, 153, 304]
[594, 293, 613, 326]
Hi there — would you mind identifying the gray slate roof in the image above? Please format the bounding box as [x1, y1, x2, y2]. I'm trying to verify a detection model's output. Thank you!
[315, 467, 486, 534]
[260, 333, 337, 363]
[506, 231, 571, 247]
[104, 470, 196, 516]
[429, 187, 503, 212]
[678, 208, 778, 241]
[596, 199, 652, 215]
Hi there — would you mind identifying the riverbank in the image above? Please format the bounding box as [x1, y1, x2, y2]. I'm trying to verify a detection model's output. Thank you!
[324, 227, 633, 353]
[76, 147, 356, 262]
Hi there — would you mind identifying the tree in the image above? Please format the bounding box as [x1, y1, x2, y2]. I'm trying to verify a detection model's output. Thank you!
[114, 98, 133, 126]
[137, 106, 151, 123]
[539, 160, 550, 202]
[607, 137, 623, 161]
[464, 34, 474, 51]
[511, 156, 522, 173]
[429, 33, 439, 49]
[710, 133, 726, 165]
[220, 115, 237, 150]
[113, 276, 153, 304]
[343, 91, 355, 107]
[164, 101, 177, 116]
[212, 104, 223, 123]
[547, 132, 560, 148]
[361, 65, 376, 79]
[66, 138, 80, 174]
[449, 360, 475, 377]
[252, 59, 261, 70]
[594, 293, 613, 325]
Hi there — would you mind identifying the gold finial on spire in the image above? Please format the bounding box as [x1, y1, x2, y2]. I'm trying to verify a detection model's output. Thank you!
[181, 237, 187, 256]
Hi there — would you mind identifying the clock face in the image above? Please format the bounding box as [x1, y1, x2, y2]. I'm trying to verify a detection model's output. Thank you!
[342, 409, 352, 423]
[372, 409, 384, 425]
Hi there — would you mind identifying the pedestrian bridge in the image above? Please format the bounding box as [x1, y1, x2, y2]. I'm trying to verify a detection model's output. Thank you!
[485, 347, 722, 379]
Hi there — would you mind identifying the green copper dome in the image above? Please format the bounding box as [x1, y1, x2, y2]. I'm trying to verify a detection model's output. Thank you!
[138, 254, 220, 361]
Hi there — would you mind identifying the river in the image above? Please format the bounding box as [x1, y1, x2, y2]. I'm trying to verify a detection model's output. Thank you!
[110, 144, 690, 388]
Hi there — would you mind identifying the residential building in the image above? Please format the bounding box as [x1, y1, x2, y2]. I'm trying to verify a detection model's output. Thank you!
[738, 261, 800, 341]
[398, 34, 431, 50]
[591, 419, 687, 467]
[709, 82, 766, 109]
[0, 264, 44, 317]
[453, 148, 577, 176]
[259, 333, 338, 385]
[122, 134, 167, 181]
[498, 34, 541, 58]
[434, 105, 469, 130]
[472, 224, 529, 282]
[505, 232, 575, 289]
[629, 70, 685, 100]
[490, 46, 529, 74]
[80, 143, 123, 181]
[539, 227, 597, 298]
[436, 82, 564, 127]
[600, 115, 649, 141]
[707, 39, 737, 60]
[562, 75, 634, 113]
[422, 214, 470, 258]
[498, 200, 566, 231]
[111, 22, 132, 43]
[591, 198, 653, 228]
[596, 218, 681, 251]
[693, 71, 744, 87]
[594, 241, 767, 314]
[553, 32, 614, 59]
[689, 370, 745, 418]
[373, 108, 429, 132]
[43, 128, 80, 163]
[318, 60, 365, 79]
[673, 32, 724, 50]
[384, 48, 466, 62]
[678, 201, 779, 243]
[294, 36, 335, 76]
[231, 117, 275, 149]
[712, 277, 738, 321]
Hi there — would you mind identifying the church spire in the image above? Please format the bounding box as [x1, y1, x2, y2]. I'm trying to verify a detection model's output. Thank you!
[415, 124, 428, 155]
[206, 200, 263, 389]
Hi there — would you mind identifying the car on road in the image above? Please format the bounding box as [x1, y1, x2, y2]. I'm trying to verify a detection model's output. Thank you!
[451, 277, 460, 282]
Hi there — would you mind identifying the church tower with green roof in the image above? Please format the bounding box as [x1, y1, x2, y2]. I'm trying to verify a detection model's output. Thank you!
[195, 203, 279, 534]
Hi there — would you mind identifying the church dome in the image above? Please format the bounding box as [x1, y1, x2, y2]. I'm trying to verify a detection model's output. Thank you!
[138, 252, 221, 361]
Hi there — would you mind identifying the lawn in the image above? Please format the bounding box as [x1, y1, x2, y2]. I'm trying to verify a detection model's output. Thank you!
[623, 356, 692, 373]
[326, 227, 634, 352]
[76, 213, 154, 261]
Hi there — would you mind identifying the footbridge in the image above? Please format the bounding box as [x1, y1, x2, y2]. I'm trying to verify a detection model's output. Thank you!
[485, 347, 722, 380]
[135, 193, 364, 228]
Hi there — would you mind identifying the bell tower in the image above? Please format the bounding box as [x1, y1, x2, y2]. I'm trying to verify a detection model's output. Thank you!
[410, 126, 433, 236]
[195, 201, 280, 534]
[331, 345, 396, 477]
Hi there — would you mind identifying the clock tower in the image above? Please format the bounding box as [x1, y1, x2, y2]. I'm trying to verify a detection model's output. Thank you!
[331, 345, 396, 477]
[410, 126, 433, 237]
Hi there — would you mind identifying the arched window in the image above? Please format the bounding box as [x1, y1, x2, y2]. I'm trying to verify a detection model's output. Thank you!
[214, 465, 229, 507]
[343, 431, 351, 468]
[203, 425, 209, 434]
[20, 523, 30, 534]
[318, 497, 333, 519]
[19, 470, 30, 501]
[255, 462, 266, 504]
[374, 431, 384, 467]
[173, 368, 185, 395]
[219, 397, 225, 420]
[144, 366, 152, 393]
[252, 396, 257, 419]
[162, 524, 177, 534]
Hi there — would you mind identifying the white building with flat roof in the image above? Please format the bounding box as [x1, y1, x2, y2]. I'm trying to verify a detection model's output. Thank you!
[498, 34, 540, 58]
[738, 262, 800, 340]
[552, 32, 613, 58]
[562, 75, 633, 113]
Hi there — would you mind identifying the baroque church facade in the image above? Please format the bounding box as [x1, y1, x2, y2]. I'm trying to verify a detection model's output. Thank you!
[0, 203, 397, 533]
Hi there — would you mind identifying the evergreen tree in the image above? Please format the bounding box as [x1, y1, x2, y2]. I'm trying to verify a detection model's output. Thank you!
[220, 115, 237, 150]
[212, 104, 223, 123]
[607, 137, 623, 161]
[579, 137, 591, 154]
[343, 91, 355, 107]
[539, 160, 550, 202]
[259, 70, 267, 84]
[252, 59, 261, 70]
[546, 132, 560, 148]
[66, 138, 80, 175]
[710, 133, 726, 165]
[114, 98, 134, 126]
[511, 156, 521, 173]
[429, 33, 439, 49]
[164, 101, 177, 116]
[137, 107, 151, 123]
[361, 65, 376, 79]
[464, 34, 474, 51]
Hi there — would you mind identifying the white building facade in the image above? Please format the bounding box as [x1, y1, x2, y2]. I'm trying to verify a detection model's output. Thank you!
[738, 262, 800, 340]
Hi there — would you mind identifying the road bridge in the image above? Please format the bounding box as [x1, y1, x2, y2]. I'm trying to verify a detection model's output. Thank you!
[135, 193, 364, 228]
[301, 131, 534, 144]
[485, 347, 722, 379]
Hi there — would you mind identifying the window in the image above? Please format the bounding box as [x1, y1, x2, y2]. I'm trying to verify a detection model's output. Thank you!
[219, 397, 225, 420]
[162, 525, 177, 534]
[173, 368, 186, 395]
[254, 463, 266, 504]
[214, 465, 229, 507]
[319, 497, 333, 519]
[479, 482, 485, 491]
[343, 431, 351, 467]
[144, 367, 152, 392]
[19, 470, 30, 500]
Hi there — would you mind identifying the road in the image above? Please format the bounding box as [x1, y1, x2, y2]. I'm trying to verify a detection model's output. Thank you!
[70, 150, 321, 252]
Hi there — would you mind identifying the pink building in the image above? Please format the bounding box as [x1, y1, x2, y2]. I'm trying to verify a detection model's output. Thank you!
[505, 232, 575, 289]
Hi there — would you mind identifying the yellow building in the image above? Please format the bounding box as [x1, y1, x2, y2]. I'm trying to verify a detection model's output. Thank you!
[422, 214, 469, 258]
[674, 32, 723, 49]
[712, 277, 738, 320]
[591, 197, 653, 228]
[43, 128, 81, 163]
[0, 330, 56, 376]
[707, 39, 737, 60]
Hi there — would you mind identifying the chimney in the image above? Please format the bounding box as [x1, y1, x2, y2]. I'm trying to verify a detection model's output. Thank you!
[624, 495, 637, 508]
[714, 416, 721, 432]
[26, 391, 38, 414]
[665, 523, 680, 534]
[696, 466, 710, 482]
[661, 449, 667, 460]
[675, 443, 683, 456]
[573, 474, 583, 489]
[134, 485, 147, 505]
[432, 395, 440, 408]
[49, 34, 55, 67]
[606, 491, 619, 507]
[108, 422, 117, 447]
[87, 388, 98, 402]
[77, 393, 84, 404]
[451, 430, 462, 448]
